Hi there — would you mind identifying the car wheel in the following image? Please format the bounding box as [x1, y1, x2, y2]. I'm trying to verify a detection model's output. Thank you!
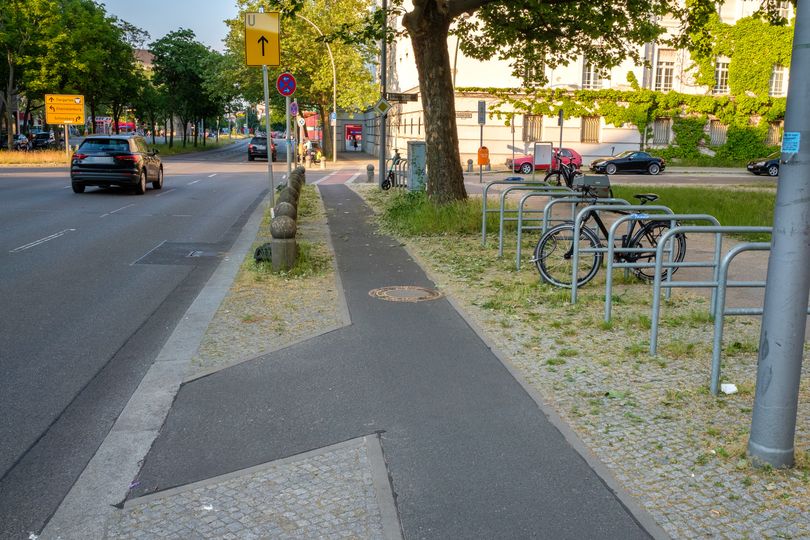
[135, 170, 147, 195]
[768, 164, 779, 177]
[519, 163, 533, 174]
[605, 163, 617, 175]
[152, 167, 164, 189]
[71, 182, 85, 193]
[647, 163, 661, 175]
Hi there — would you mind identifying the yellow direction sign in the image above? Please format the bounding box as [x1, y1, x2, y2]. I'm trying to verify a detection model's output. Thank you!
[45, 94, 85, 125]
[244, 12, 280, 67]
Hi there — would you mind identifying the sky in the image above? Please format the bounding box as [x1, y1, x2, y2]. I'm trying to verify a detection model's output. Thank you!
[100, 0, 236, 51]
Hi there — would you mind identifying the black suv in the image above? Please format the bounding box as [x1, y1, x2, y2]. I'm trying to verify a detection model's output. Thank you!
[70, 135, 163, 195]
[248, 136, 277, 161]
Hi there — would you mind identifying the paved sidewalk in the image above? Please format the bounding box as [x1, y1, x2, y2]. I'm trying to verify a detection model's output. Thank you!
[114, 183, 661, 538]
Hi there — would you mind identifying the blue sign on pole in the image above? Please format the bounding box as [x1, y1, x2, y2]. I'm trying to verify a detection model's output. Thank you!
[276, 73, 296, 96]
[329, 112, 336, 121]
[290, 102, 299, 116]
[782, 132, 801, 154]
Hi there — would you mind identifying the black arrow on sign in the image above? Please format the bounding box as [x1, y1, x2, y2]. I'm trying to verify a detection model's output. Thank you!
[258, 35, 268, 56]
[49, 105, 55, 112]
[49, 97, 54, 102]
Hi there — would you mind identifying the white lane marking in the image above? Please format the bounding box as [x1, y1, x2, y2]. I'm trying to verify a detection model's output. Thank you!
[312, 171, 339, 185]
[10, 229, 76, 253]
[100, 203, 135, 218]
[346, 173, 361, 184]
[187, 180, 200, 185]
[208, 174, 217, 178]
[131, 240, 166, 265]
[63, 185, 71, 189]
[156, 188, 177, 197]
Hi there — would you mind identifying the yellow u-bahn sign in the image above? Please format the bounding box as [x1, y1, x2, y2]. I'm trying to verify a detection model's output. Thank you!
[244, 12, 280, 67]
[44, 94, 85, 125]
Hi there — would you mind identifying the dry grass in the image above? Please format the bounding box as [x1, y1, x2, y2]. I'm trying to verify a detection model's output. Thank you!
[0, 150, 69, 165]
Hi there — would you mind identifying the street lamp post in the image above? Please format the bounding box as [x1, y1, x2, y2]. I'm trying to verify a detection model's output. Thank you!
[297, 14, 338, 164]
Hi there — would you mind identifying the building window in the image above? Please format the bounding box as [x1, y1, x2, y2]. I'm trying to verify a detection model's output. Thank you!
[769, 65, 785, 97]
[713, 58, 730, 95]
[654, 49, 676, 92]
[522, 115, 543, 142]
[410, 118, 414, 135]
[777, 1, 791, 19]
[710, 119, 728, 146]
[418, 117, 421, 135]
[766, 121, 783, 146]
[582, 61, 606, 90]
[581, 116, 600, 143]
[652, 118, 672, 145]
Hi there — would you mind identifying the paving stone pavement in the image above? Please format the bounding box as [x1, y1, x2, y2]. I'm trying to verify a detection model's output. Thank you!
[107, 437, 399, 539]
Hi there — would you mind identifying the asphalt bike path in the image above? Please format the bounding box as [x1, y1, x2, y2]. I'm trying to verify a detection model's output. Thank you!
[127, 184, 655, 538]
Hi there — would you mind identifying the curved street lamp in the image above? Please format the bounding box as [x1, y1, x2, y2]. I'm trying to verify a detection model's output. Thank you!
[297, 14, 338, 163]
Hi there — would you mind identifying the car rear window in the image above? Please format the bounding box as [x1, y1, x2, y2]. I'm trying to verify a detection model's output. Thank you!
[251, 137, 266, 144]
[80, 139, 131, 152]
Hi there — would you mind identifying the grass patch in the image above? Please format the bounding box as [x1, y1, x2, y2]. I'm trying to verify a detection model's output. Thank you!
[611, 185, 775, 242]
[150, 138, 241, 156]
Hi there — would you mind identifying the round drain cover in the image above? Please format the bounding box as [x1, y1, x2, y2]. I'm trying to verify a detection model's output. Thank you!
[369, 286, 443, 303]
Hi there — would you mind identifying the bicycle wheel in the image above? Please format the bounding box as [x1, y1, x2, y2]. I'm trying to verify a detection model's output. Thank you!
[533, 223, 603, 288]
[543, 170, 562, 186]
[627, 221, 686, 281]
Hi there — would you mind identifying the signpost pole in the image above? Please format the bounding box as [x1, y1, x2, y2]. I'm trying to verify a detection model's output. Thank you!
[479, 124, 483, 184]
[558, 109, 564, 168]
[286, 96, 292, 178]
[262, 65, 275, 206]
[511, 116, 515, 175]
[378, 0, 388, 187]
[748, 0, 809, 468]
[64, 124, 70, 157]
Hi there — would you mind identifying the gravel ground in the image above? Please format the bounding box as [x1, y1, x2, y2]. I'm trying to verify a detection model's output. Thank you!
[188, 184, 346, 380]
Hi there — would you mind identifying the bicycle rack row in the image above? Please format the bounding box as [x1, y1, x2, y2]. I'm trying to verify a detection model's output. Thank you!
[515, 196, 631, 271]
[603, 214, 721, 322]
[480, 180, 572, 253]
[569, 205, 676, 304]
[389, 158, 410, 188]
[648, 226, 774, 359]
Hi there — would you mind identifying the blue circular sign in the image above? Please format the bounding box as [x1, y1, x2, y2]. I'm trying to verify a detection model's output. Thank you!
[276, 73, 296, 97]
[290, 102, 299, 116]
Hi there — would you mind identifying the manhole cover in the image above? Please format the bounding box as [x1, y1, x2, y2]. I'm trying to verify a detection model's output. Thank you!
[369, 286, 443, 303]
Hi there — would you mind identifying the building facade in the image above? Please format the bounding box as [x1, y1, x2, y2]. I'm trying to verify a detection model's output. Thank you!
[359, 0, 792, 166]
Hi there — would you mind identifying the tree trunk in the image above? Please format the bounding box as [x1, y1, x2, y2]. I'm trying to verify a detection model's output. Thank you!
[90, 101, 97, 134]
[169, 115, 174, 147]
[403, 6, 466, 203]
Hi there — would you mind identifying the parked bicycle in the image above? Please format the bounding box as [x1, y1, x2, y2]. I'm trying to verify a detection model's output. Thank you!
[532, 185, 687, 288]
[381, 148, 402, 190]
[543, 159, 582, 189]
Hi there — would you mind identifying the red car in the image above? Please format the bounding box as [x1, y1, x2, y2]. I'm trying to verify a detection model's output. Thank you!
[507, 147, 583, 174]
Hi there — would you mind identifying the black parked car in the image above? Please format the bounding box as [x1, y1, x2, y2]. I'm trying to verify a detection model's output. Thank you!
[590, 151, 666, 175]
[746, 151, 780, 177]
[247, 136, 277, 161]
[30, 131, 58, 150]
[70, 135, 163, 195]
[0, 133, 29, 150]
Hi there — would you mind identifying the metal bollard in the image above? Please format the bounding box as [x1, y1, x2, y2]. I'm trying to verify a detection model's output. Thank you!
[485, 163, 491, 172]
[366, 164, 374, 183]
[467, 159, 473, 172]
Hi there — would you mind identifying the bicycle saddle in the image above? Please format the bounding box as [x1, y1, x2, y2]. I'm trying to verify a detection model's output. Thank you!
[634, 193, 659, 203]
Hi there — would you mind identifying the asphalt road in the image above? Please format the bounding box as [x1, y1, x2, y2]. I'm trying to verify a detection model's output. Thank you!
[0, 140, 278, 538]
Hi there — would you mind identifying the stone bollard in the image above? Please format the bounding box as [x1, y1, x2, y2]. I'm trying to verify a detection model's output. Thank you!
[366, 164, 374, 183]
[270, 215, 297, 271]
[277, 187, 296, 206]
[274, 201, 297, 221]
[467, 159, 473, 172]
[320, 159, 325, 170]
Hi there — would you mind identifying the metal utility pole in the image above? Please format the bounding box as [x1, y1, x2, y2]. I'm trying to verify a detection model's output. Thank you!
[748, 0, 809, 468]
[286, 96, 292, 177]
[262, 64, 275, 207]
[378, 0, 388, 187]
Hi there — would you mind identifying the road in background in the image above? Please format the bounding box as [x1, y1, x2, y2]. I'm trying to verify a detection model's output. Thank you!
[0, 142, 277, 538]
